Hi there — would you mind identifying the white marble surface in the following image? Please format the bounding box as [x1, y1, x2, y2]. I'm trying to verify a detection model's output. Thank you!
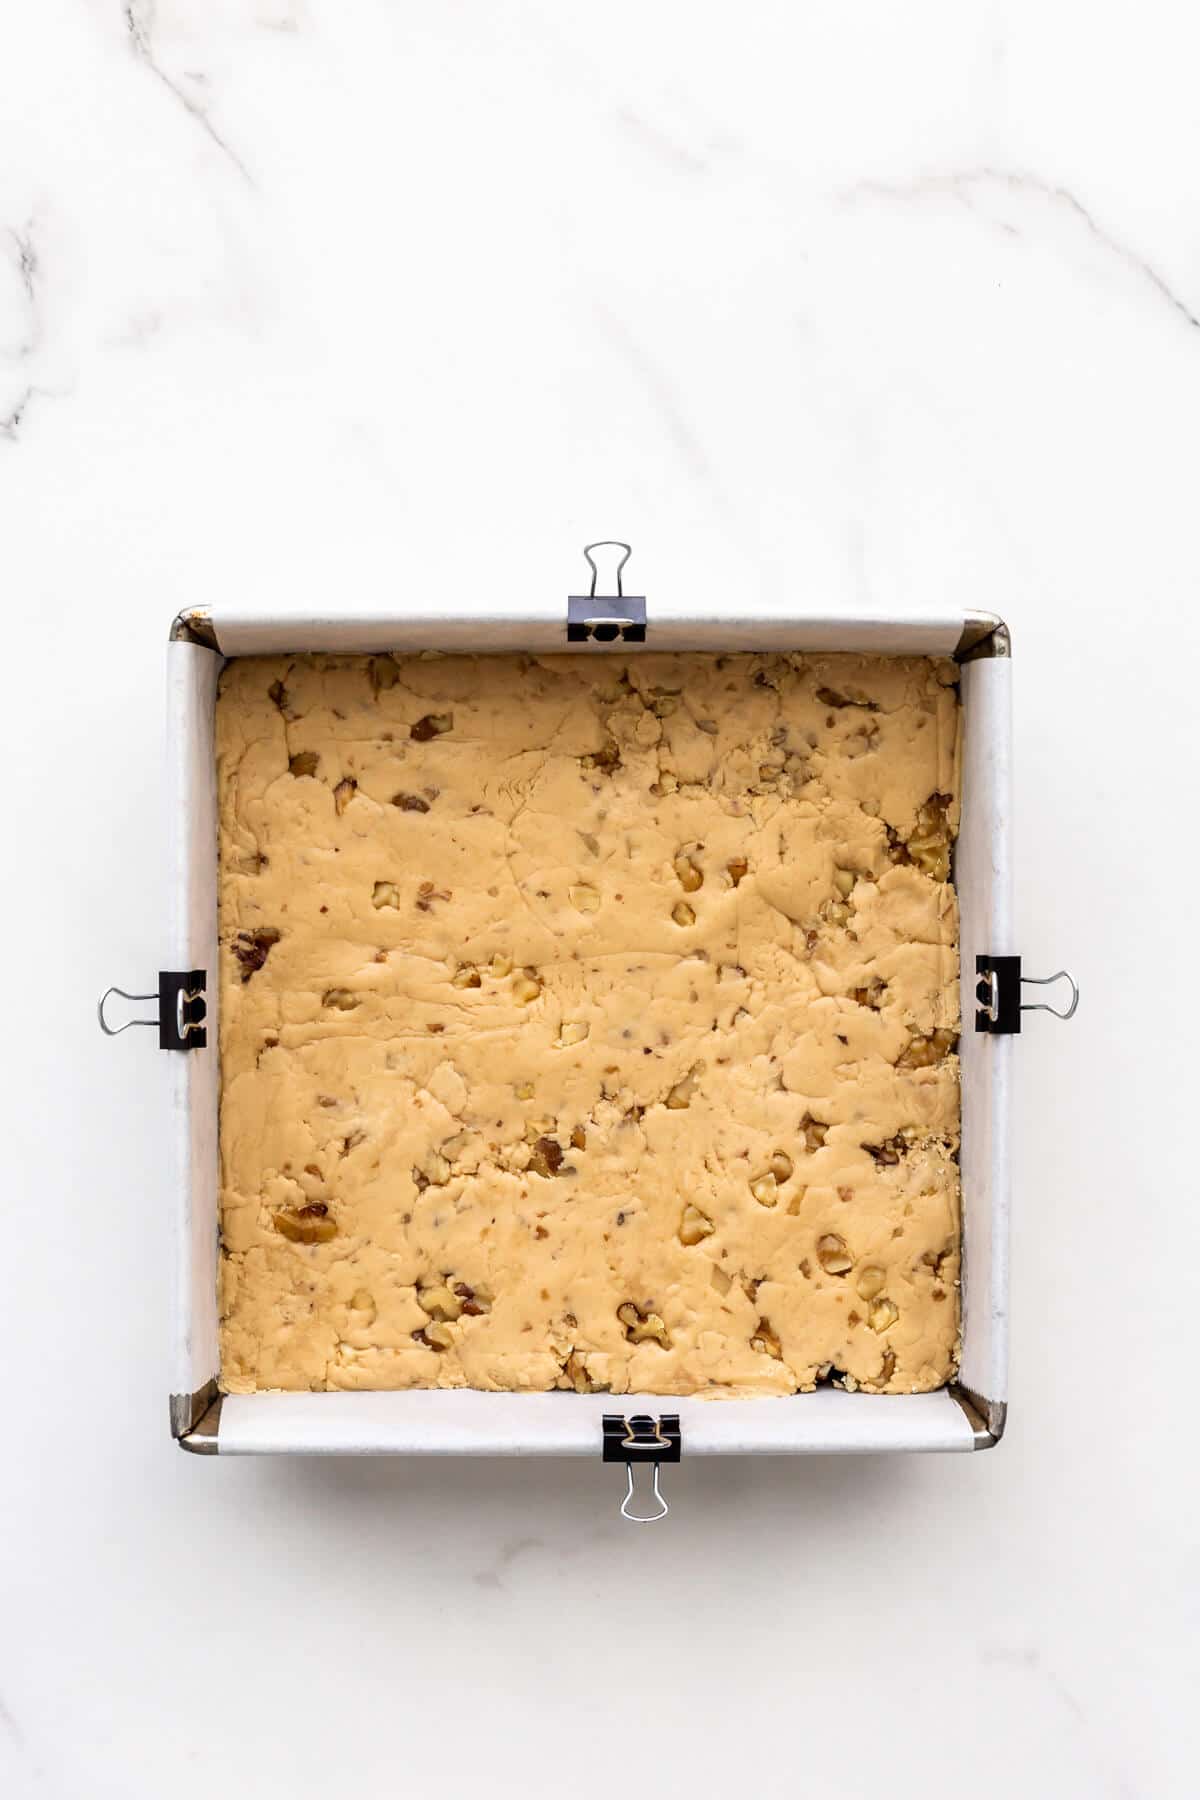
[2, 4, 1196, 1795]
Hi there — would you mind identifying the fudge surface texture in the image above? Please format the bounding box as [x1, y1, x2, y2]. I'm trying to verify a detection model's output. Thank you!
[217, 651, 962, 1397]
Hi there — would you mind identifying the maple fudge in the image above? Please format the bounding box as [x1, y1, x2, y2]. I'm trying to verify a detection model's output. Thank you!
[216, 650, 962, 1397]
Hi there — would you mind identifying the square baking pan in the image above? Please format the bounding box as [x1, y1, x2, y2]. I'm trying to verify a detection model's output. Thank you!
[100, 564, 1075, 1510]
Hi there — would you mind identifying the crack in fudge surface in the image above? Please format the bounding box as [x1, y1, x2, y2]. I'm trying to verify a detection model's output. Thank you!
[216, 650, 962, 1397]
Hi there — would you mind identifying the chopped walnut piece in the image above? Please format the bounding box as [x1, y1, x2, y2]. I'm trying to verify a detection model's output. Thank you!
[288, 750, 319, 778]
[711, 1265, 733, 1296]
[832, 867, 856, 898]
[816, 685, 877, 711]
[410, 713, 453, 741]
[581, 739, 621, 775]
[512, 971, 542, 1004]
[822, 893, 853, 928]
[855, 1265, 886, 1301]
[372, 880, 401, 909]
[750, 1318, 782, 1359]
[873, 1349, 897, 1385]
[413, 1322, 454, 1350]
[673, 853, 704, 892]
[514, 1081, 535, 1100]
[230, 850, 269, 876]
[679, 1203, 715, 1246]
[529, 1136, 564, 1178]
[726, 856, 749, 887]
[417, 1280, 464, 1322]
[569, 884, 601, 913]
[322, 988, 359, 1011]
[570, 1125, 588, 1151]
[884, 824, 912, 867]
[392, 791, 431, 813]
[897, 1028, 958, 1068]
[867, 1130, 915, 1167]
[451, 965, 482, 988]
[455, 1281, 492, 1318]
[617, 1302, 671, 1348]
[560, 1351, 607, 1394]
[769, 1150, 794, 1184]
[907, 793, 952, 881]
[817, 1234, 852, 1275]
[232, 926, 280, 983]
[671, 901, 696, 927]
[491, 952, 514, 977]
[665, 1065, 701, 1109]
[801, 1114, 828, 1153]
[850, 976, 887, 1010]
[749, 1173, 778, 1208]
[273, 1206, 337, 1244]
[558, 1021, 589, 1047]
[415, 881, 451, 912]
[333, 777, 357, 815]
[868, 1297, 899, 1334]
[369, 655, 400, 691]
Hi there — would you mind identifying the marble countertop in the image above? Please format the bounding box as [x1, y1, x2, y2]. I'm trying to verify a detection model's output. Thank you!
[2, 5, 1194, 1797]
